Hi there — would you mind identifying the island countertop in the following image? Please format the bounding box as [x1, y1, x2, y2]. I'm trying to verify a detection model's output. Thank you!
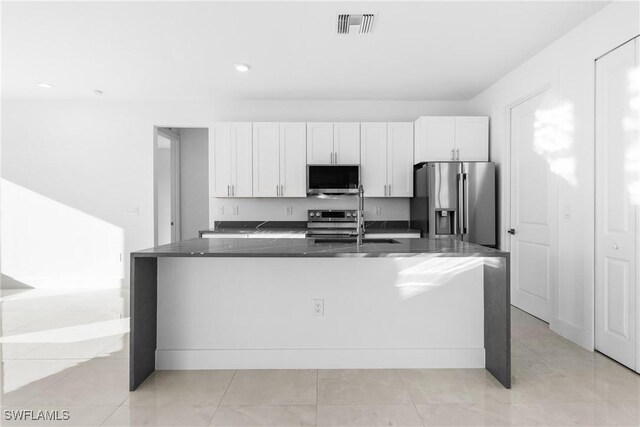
[130, 236, 511, 391]
[131, 237, 508, 258]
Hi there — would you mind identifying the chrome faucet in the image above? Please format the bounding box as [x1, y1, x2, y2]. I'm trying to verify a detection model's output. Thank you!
[356, 184, 365, 245]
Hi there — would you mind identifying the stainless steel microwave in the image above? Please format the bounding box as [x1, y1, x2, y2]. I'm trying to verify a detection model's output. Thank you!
[307, 165, 360, 195]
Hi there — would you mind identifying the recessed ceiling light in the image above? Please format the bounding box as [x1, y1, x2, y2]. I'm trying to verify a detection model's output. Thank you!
[36, 82, 54, 89]
[92, 89, 103, 96]
[234, 63, 251, 73]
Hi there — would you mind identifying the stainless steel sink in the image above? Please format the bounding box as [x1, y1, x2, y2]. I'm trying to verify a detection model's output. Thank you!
[312, 238, 400, 244]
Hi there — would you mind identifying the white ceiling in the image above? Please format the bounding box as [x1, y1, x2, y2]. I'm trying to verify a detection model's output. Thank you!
[2, 1, 609, 101]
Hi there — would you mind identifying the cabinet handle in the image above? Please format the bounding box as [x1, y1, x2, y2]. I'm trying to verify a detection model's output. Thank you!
[334, 152, 338, 164]
[456, 149, 460, 160]
[227, 185, 230, 197]
[388, 184, 391, 196]
[232, 185, 235, 197]
[280, 185, 284, 197]
[451, 149, 454, 160]
[384, 185, 387, 196]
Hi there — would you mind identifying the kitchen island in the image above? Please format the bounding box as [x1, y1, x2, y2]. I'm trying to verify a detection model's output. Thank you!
[130, 237, 510, 391]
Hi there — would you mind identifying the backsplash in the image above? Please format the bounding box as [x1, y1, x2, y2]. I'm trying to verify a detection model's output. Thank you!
[209, 197, 409, 227]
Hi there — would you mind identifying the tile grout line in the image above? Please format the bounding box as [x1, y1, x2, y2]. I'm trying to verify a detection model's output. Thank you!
[98, 395, 128, 426]
[207, 369, 237, 425]
[17, 358, 94, 408]
[402, 370, 426, 427]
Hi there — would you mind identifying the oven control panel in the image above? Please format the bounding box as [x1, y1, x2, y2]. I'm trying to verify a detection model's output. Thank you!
[307, 209, 359, 222]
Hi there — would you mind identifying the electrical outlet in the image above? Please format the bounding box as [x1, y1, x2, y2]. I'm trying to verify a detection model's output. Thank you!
[375, 206, 382, 216]
[127, 206, 139, 215]
[218, 206, 224, 216]
[313, 299, 324, 316]
[286, 206, 293, 216]
[233, 206, 239, 215]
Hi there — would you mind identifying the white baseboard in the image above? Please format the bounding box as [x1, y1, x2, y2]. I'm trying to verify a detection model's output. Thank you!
[156, 348, 485, 370]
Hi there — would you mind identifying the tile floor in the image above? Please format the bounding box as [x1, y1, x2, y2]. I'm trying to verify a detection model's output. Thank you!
[0, 287, 639, 426]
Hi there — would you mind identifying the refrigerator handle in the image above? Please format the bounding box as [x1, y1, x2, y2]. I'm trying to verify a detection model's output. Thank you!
[457, 173, 464, 235]
[463, 173, 469, 234]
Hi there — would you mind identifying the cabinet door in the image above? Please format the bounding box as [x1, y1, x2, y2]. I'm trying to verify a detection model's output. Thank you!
[424, 116, 456, 161]
[230, 123, 253, 197]
[280, 123, 307, 197]
[360, 123, 388, 197]
[210, 123, 232, 197]
[455, 116, 489, 161]
[252, 123, 280, 197]
[307, 123, 334, 164]
[333, 122, 360, 164]
[414, 118, 426, 164]
[387, 122, 414, 197]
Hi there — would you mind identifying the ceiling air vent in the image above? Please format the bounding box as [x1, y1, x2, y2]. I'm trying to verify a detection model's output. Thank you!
[337, 14, 375, 34]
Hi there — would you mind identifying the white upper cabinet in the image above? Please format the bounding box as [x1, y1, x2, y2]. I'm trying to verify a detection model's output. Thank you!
[361, 123, 388, 197]
[454, 117, 489, 161]
[415, 116, 455, 162]
[307, 122, 361, 164]
[210, 122, 252, 198]
[253, 122, 307, 198]
[414, 116, 488, 163]
[361, 122, 413, 198]
[252, 122, 280, 197]
[279, 123, 307, 197]
[307, 123, 333, 164]
[387, 123, 414, 197]
[333, 123, 360, 164]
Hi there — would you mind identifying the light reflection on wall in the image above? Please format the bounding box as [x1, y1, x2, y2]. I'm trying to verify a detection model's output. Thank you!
[1, 180, 125, 289]
[393, 257, 484, 299]
[533, 102, 577, 186]
[625, 67, 640, 206]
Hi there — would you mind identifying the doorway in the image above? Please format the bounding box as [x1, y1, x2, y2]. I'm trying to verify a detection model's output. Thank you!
[155, 128, 181, 246]
[508, 88, 558, 323]
[595, 36, 639, 372]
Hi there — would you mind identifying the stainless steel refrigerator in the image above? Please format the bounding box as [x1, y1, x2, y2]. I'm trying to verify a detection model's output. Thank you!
[410, 162, 496, 246]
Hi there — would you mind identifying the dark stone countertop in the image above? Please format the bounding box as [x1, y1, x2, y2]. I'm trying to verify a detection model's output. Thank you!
[201, 220, 421, 236]
[132, 237, 508, 259]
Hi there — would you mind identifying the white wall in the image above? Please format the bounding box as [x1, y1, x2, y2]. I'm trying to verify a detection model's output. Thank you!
[179, 128, 209, 239]
[468, 1, 639, 349]
[1, 99, 470, 288]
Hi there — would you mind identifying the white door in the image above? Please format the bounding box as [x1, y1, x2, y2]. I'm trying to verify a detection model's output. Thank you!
[280, 123, 307, 197]
[156, 129, 181, 245]
[210, 123, 231, 197]
[252, 122, 280, 197]
[334, 122, 360, 164]
[595, 38, 639, 370]
[509, 89, 556, 322]
[307, 122, 333, 164]
[361, 123, 388, 197]
[455, 117, 489, 161]
[230, 123, 253, 197]
[387, 122, 414, 197]
[424, 117, 456, 161]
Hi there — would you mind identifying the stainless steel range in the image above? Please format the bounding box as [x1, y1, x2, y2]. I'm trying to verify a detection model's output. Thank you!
[306, 209, 361, 238]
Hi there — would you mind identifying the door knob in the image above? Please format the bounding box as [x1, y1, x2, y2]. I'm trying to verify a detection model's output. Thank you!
[612, 243, 619, 250]
[507, 229, 516, 235]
